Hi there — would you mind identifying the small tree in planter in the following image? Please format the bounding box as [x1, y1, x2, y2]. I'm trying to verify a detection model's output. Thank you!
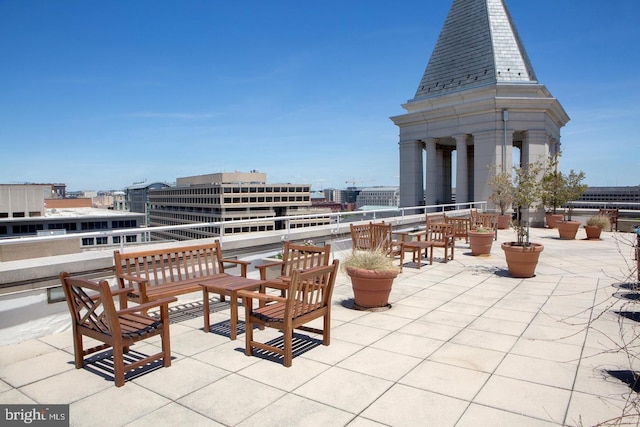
[555, 169, 588, 240]
[487, 166, 514, 229]
[540, 153, 563, 228]
[501, 157, 545, 278]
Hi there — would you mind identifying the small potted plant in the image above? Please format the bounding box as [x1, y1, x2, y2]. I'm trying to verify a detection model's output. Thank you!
[487, 166, 514, 229]
[501, 158, 545, 278]
[342, 248, 400, 310]
[468, 226, 495, 255]
[584, 214, 610, 240]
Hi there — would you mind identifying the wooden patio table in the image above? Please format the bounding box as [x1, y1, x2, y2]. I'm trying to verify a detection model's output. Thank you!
[400, 239, 434, 269]
[201, 276, 265, 340]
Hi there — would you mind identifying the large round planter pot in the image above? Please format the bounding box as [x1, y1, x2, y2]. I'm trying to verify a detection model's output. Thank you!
[584, 225, 602, 240]
[346, 267, 398, 309]
[497, 214, 511, 230]
[557, 221, 580, 240]
[545, 213, 563, 229]
[468, 230, 494, 255]
[501, 242, 544, 278]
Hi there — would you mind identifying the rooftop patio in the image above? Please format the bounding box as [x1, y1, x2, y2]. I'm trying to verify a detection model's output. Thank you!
[1, 226, 639, 426]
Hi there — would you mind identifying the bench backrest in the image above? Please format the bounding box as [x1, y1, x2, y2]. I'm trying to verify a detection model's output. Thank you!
[114, 241, 225, 288]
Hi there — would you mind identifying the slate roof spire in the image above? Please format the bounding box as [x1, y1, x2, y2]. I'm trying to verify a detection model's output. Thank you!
[414, 0, 537, 99]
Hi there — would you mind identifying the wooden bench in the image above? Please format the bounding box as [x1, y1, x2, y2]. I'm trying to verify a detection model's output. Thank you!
[114, 241, 250, 306]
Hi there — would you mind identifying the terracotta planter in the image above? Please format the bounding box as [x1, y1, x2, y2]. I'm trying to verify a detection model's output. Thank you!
[584, 225, 602, 240]
[468, 230, 494, 255]
[497, 214, 511, 230]
[346, 267, 398, 309]
[557, 221, 580, 240]
[545, 213, 563, 229]
[501, 242, 544, 278]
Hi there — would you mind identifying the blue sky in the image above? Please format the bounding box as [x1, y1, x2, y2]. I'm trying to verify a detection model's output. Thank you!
[1, 1, 638, 192]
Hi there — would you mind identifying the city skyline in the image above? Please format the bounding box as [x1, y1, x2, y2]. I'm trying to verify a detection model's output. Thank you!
[1, 1, 638, 192]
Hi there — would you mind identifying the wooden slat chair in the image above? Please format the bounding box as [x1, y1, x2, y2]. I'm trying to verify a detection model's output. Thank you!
[472, 213, 499, 240]
[350, 223, 372, 251]
[370, 222, 404, 271]
[445, 214, 471, 243]
[238, 261, 339, 367]
[469, 208, 479, 226]
[424, 223, 455, 264]
[59, 272, 176, 387]
[257, 241, 331, 296]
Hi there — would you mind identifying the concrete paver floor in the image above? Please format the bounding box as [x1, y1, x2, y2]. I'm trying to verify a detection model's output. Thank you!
[1, 227, 639, 426]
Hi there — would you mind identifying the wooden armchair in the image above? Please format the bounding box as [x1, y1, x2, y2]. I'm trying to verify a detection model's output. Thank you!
[60, 272, 176, 387]
[256, 241, 331, 294]
[238, 261, 339, 367]
[472, 213, 499, 240]
[350, 223, 372, 251]
[424, 223, 455, 263]
[370, 222, 404, 269]
[445, 214, 471, 242]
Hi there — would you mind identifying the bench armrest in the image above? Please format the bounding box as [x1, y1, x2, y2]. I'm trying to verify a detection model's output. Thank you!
[115, 273, 148, 299]
[237, 289, 286, 304]
[117, 296, 177, 316]
[220, 258, 250, 277]
[256, 260, 283, 269]
[255, 260, 283, 280]
[111, 287, 135, 297]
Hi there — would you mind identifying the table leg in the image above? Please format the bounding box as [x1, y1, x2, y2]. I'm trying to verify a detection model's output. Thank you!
[229, 290, 238, 340]
[203, 288, 210, 333]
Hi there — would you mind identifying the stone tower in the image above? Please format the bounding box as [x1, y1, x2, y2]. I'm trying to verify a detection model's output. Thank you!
[391, 0, 569, 211]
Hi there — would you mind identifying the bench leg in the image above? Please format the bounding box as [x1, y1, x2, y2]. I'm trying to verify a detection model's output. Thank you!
[202, 288, 210, 333]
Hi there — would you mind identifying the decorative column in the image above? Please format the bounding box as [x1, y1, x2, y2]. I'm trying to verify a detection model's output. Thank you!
[425, 139, 438, 206]
[399, 140, 425, 207]
[523, 130, 549, 164]
[454, 135, 468, 204]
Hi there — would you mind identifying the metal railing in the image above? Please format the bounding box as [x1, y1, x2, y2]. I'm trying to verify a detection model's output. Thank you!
[0, 201, 487, 251]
